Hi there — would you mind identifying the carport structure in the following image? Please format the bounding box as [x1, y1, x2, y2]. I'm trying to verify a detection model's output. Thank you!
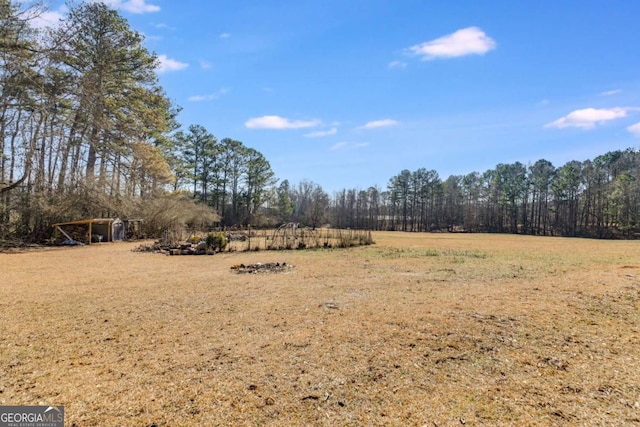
[52, 218, 124, 245]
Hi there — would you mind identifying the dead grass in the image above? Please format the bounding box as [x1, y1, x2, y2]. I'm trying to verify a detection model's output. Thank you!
[1, 232, 639, 426]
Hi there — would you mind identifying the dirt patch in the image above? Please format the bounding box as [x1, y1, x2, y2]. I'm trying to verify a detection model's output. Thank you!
[1, 233, 639, 426]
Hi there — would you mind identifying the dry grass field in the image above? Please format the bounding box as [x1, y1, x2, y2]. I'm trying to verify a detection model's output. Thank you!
[1, 231, 639, 426]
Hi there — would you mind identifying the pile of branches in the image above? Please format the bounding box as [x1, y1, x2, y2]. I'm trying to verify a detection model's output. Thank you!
[133, 241, 214, 255]
[134, 231, 227, 255]
[230, 262, 293, 274]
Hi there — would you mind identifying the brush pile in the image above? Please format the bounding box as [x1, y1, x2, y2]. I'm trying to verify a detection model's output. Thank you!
[230, 262, 293, 274]
[133, 241, 215, 255]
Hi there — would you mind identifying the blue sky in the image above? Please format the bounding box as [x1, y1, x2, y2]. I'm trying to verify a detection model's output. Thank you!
[39, 1, 640, 193]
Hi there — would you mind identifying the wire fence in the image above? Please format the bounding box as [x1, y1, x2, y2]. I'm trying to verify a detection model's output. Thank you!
[162, 226, 374, 252]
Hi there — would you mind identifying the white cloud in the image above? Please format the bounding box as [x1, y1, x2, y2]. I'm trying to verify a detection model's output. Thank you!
[156, 55, 189, 73]
[330, 142, 369, 151]
[27, 4, 67, 29]
[407, 27, 496, 60]
[305, 128, 337, 138]
[219, 33, 231, 39]
[188, 88, 230, 102]
[358, 119, 399, 129]
[99, 0, 160, 14]
[601, 89, 622, 96]
[628, 122, 640, 136]
[155, 23, 174, 30]
[199, 60, 213, 69]
[245, 115, 321, 130]
[388, 61, 407, 69]
[29, 9, 64, 28]
[545, 107, 631, 129]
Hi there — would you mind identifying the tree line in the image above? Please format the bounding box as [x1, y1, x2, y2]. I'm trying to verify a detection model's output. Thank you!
[2, 1, 639, 242]
[0, 1, 280, 240]
[1, 1, 178, 240]
[329, 149, 640, 239]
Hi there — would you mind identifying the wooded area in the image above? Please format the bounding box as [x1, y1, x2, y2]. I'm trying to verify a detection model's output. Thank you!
[0, 1, 275, 242]
[331, 149, 640, 238]
[2, 1, 639, 244]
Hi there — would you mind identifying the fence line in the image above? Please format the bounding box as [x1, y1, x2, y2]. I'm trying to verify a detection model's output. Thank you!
[164, 226, 374, 251]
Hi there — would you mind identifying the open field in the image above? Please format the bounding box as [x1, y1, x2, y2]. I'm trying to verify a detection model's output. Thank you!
[1, 232, 639, 426]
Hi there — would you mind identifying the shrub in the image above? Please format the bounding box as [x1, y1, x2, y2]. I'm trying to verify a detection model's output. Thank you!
[206, 232, 227, 252]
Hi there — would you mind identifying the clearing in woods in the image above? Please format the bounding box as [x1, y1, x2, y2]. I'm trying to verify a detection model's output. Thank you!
[1, 231, 639, 426]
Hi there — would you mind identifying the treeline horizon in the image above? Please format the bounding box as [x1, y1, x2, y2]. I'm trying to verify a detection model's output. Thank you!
[2, 1, 639, 243]
[329, 148, 640, 239]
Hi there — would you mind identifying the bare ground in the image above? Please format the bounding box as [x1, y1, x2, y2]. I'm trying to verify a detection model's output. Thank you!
[1, 232, 639, 426]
